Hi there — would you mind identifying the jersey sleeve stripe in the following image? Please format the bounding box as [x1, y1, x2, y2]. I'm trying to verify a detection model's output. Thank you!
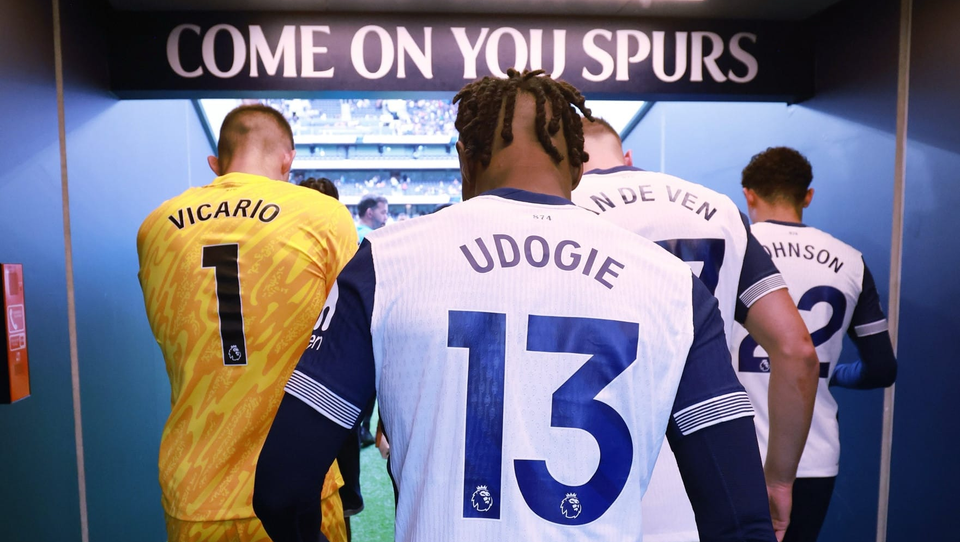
[674, 391, 755, 436]
[284, 384, 357, 429]
[284, 370, 362, 429]
[677, 403, 755, 437]
[854, 319, 888, 337]
[675, 396, 751, 427]
[739, 274, 788, 308]
[674, 393, 752, 426]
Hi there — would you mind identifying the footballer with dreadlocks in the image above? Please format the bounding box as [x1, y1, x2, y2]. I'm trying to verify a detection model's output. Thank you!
[255, 70, 777, 542]
[453, 68, 591, 192]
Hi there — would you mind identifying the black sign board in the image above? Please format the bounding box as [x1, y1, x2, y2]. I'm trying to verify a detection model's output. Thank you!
[108, 12, 813, 102]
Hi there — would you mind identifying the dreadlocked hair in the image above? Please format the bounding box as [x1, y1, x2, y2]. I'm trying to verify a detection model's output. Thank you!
[453, 68, 593, 168]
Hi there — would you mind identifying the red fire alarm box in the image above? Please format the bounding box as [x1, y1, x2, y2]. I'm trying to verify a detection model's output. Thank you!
[1, 263, 30, 404]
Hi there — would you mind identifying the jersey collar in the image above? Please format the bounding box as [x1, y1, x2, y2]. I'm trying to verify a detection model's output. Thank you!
[584, 165, 646, 175]
[481, 187, 574, 206]
[212, 172, 275, 185]
[764, 219, 807, 228]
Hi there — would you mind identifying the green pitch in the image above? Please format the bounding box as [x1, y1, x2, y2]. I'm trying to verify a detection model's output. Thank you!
[351, 408, 396, 542]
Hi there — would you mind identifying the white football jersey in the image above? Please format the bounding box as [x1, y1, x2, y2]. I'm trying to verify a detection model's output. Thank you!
[730, 221, 889, 477]
[573, 167, 785, 348]
[287, 189, 756, 542]
[573, 167, 786, 542]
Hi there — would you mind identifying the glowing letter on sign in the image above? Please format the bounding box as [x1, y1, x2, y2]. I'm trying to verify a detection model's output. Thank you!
[397, 27, 433, 79]
[352, 25, 395, 79]
[167, 24, 203, 78]
[691, 32, 726, 82]
[615, 30, 651, 81]
[582, 29, 614, 82]
[452, 27, 488, 79]
[652, 31, 688, 83]
[728, 32, 758, 83]
[485, 27, 528, 78]
[202, 24, 246, 78]
[301, 26, 334, 78]
[529, 29, 566, 79]
[249, 25, 297, 77]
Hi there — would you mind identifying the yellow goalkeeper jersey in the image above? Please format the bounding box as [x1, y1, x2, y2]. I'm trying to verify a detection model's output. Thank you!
[137, 172, 357, 521]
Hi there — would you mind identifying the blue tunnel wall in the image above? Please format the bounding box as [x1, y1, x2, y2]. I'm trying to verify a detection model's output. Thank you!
[888, 0, 960, 539]
[0, 2, 81, 540]
[622, 0, 959, 539]
[0, 1, 213, 541]
[0, 0, 957, 540]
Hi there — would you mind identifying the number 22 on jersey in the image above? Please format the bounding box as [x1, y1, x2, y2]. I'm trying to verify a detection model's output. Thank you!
[448, 311, 639, 525]
[739, 285, 845, 377]
[202, 243, 248, 366]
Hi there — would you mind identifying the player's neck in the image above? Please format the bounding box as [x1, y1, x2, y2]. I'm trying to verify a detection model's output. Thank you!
[477, 149, 573, 200]
[221, 156, 284, 181]
[582, 151, 626, 171]
[752, 201, 803, 224]
[479, 172, 571, 200]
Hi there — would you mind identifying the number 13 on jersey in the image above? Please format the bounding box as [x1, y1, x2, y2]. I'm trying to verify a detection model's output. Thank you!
[448, 311, 639, 526]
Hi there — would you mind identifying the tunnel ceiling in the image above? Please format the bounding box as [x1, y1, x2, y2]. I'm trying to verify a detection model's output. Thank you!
[107, 0, 844, 21]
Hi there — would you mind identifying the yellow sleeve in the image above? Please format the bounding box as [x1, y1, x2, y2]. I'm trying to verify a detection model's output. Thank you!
[136, 209, 157, 267]
[135, 207, 165, 300]
[321, 204, 360, 294]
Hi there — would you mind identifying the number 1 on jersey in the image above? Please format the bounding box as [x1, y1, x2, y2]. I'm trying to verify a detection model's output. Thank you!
[202, 244, 248, 366]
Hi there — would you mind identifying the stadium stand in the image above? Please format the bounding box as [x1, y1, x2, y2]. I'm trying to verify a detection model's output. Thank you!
[263, 98, 457, 138]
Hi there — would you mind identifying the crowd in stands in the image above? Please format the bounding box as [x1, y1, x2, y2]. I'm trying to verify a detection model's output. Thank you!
[263, 98, 458, 137]
[292, 171, 463, 198]
[267, 98, 464, 223]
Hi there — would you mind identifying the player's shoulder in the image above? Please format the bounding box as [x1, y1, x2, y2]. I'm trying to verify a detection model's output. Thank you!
[367, 195, 689, 272]
[580, 168, 741, 211]
[617, 226, 698, 275]
[268, 180, 339, 207]
[755, 222, 866, 286]
[141, 185, 201, 220]
[641, 171, 742, 212]
[361, 212, 427, 248]
[366, 192, 537, 242]
[580, 167, 681, 188]
[137, 185, 203, 246]
[748, 220, 789, 239]
[565, 197, 701, 278]
[808, 226, 866, 276]
[583, 167, 727, 195]
[811, 225, 860, 251]
[365, 202, 464, 246]
[766, 222, 863, 258]
[276, 182, 354, 225]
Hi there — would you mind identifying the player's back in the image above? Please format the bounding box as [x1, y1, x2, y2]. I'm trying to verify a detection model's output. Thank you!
[137, 172, 355, 520]
[363, 189, 701, 541]
[731, 221, 867, 477]
[573, 167, 769, 347]
[573, 167, 787, 542]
